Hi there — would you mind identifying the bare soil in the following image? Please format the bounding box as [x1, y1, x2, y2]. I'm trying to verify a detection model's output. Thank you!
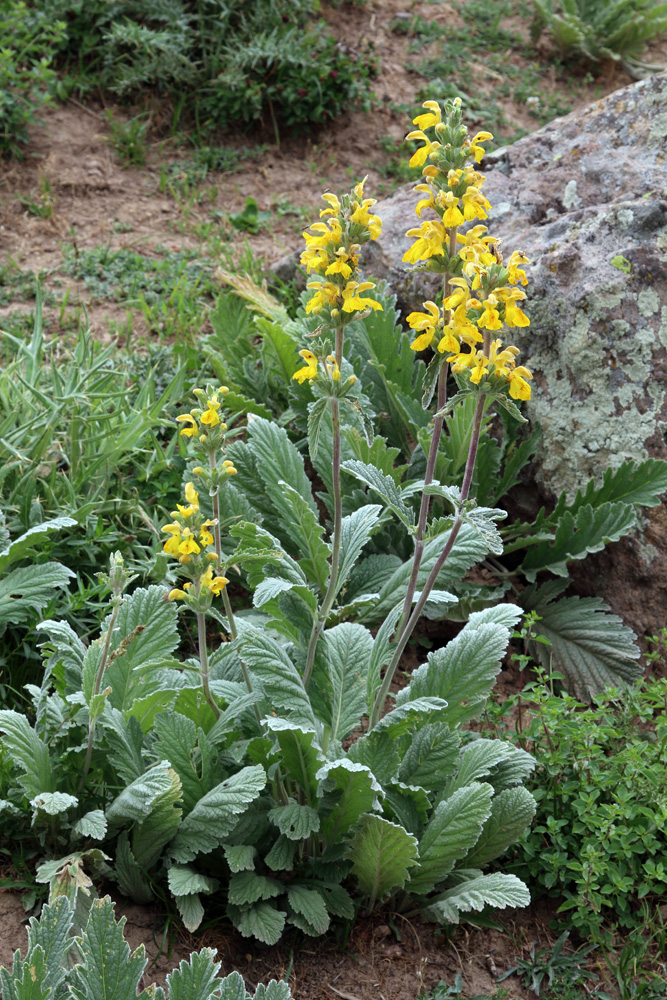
[1, 1, 665, 995]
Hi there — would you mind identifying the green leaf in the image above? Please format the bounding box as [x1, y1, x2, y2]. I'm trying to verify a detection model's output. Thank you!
[25, 896, 74, 996]
[287, 886, 329, 936]
[342, 460, 414, 528]
[152, 713, 214, 815]
[323, 622, 372, 741]
[217, 971, 247, 1000]
[167, 865, 219, 898]
[307, 397, 329, 461]
[523, 587, 642, 698]
[170, 765, 267, 863]
[463, 787, 536, 868]
[316, 760, 382, 846]
[4, 945, 50, 1000]
[100, 708, 145, 785]
[264, 835, 296, 872]
[441, 740, 512, 798]
[227, 901, 286, 945]
[410, 783, 494, 895]
[372, 696, 450, 736]
[0, 516, 77, 573]
[264, 718, 324, 804]
[336, 504, 383, 600]
[228, 871, 282, 906]
[347, 815, 419, 906]
[238, 628, 315, 728]
[0, 710, 54, 798]
[246, 416, 317, 531]
[278, 482, 330, 593]
[520, 502, 636, 581]
[399, 724, 461, 792]
[568, 458, 667, 513]
[31, 792, 78, 816]
[396, 605, 521, 726]
[106, 761, 176, 826]
[268, 801, 320, 840]
[0, 563, 74, 630]
[223, 844, 256, 873]
[345, 431, 407, 483]
[492, 426, 541, 504]
[173, 894, 205, 934]
[114, 835, 154, 905]
[70, 896, 147, 1000]
[421, 873, 530, 924]
[166, 948, 224, 1000]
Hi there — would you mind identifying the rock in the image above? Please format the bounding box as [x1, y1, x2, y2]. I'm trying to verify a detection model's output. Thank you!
[365, 72, 667, 639]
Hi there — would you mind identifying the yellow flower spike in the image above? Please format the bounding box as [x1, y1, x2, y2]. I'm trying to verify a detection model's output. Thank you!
[176, 414, 198, 437]
[412, 100, 442, 131]
[293, 349, 319, 384]
[507, 250, 530, 286]
[341, 280, 383, 314]
[349, 200, 382, 239]
[185, 482, 199, 506]
[305, 280, 339, 315]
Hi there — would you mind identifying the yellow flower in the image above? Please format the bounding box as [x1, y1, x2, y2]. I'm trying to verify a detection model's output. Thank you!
[407, 300, 440, 352]
[293, 349, 319, 384]
[436, 326, 461, 355]
[466, 130, 493, 164]
[301, 246, 330, 274]
[350, 198, 382, 239]
[320, 192, 341, 218]
[201, 398, 220, 427]
[178, 529, 201, 556]
[440, 191, 465, 228]
[508, 366, 532, 400]
[413, 183, 436, 218]
[199, 528, 214, 547]
[201, 564, 229, 595]
[412, 100, 441, 130]
[163, 535, 182, 556]
[341, 280, 383, 314]
[478, 295, 503, 330]
[326, 355, 341, 380]
[176, 413, 198, 437]
[403, 219, 447, 264]
[305, 280, 339, 315]
[185, 482, 199, 506]
[461, 186, 491, 222]
[499, 288, 530, 328]
[507, 250, 530, 286]
[168, 583, 191, 601]
[325, 249, 353, 279]
[303, 219, 342, 250]
[406, 130, 441, 168]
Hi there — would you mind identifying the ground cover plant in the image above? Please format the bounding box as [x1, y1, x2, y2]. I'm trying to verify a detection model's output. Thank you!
[0, 101, 545, 948]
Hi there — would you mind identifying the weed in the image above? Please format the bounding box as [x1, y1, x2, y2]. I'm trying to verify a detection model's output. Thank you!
[229, 196, 272, 235]
[498, 931, 597, 995]
[17, 174, 55, 218]
[104, 109, 150, 167]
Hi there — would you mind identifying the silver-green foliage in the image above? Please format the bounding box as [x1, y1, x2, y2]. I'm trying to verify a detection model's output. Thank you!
[530, 0, 667, 64]
[0, 890, 290, 1000]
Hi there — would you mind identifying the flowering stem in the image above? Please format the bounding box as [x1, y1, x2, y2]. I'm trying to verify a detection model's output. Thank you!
[209, 453, 238, 641]
[369, 389, 487, 729]
[303, 326, 344, 690]
[79, 601, 120, 792]
[197, 609, 220, 720]
[395, 227, 457, 639]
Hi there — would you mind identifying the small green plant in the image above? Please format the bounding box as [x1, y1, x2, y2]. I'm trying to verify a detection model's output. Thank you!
[17, 174, 55, 218]
[496, 673, 667, 936]
[530, 0, 667, 68]
[104, 109, 150, 166]
[0, 868, 292, 1000]
[498, 931, 597, 995]
[423, 974, 513, 999]
[229, 197, 272, 234]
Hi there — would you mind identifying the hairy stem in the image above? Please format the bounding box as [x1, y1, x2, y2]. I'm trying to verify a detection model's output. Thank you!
[303, 326, 344, 690]
[369, 390, 487, 729]
[197, 609, 220, 719]
[80, 602, 120, 791]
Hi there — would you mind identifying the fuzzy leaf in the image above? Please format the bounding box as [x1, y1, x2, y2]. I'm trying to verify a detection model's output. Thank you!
[31, 792, 78, 816]
[228, 871, 282, 906]
[170, 765, 266, 863]
[223, 844, 256, 873]
[246, 416, 317, 535]
[347, 815, 419, 904]
[264, 835, 296, 872]
[316, 759, 382, 846]
[268, 801, 320, 840]
[307, 396, 329, 461]
[342, 460, 414, 528]
[441, 740, 512, 797]
[521, 502, 636, 581]
[336, 504, 383, 597]
[227, 901, 286, 945]
[106, 761, 175, 826]
[523, 588, 641, 698]
[0, 563, 74, 629]
[167, 865, 219, 898]
[463, 787, 536, 868]
[287, 886, 329, 935]
[26, 896, 74, 995]
[173, 894, 205, 934]
[115, 835, 153, 905]
[278, 482, 330, 593]
[421, 873, 530, 924]
[397, 605, 521, 725]
[0, 516, 77, 573]
[238, 628, 315, 728]
[152, 713, 215, 815]
[264, 719, 323, 804]
[70, 896, 146, 1000]
[410, 783, 494, 895]
[323, 622, 372, 741]
[398, 724, 461, 791]
[166, 947, 223, 1000]
[0, 710, 54, 797]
